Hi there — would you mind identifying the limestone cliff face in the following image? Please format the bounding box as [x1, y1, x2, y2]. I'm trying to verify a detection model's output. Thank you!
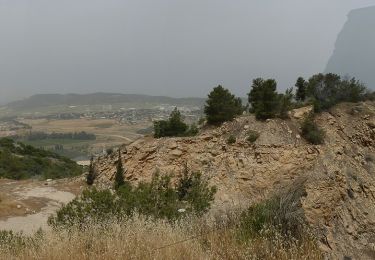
[95, 102, 375, 259]
[326, 6, 375, 89]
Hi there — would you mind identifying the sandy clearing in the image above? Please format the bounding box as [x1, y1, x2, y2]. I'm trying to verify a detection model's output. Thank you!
[0, 179, 79, 234]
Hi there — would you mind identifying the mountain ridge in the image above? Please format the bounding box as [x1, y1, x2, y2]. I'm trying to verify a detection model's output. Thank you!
[5, 93, 206, 110]
[326, 6, 375, 89]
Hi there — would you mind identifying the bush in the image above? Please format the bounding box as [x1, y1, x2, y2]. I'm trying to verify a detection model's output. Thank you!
[186, 124, 199, 137]
[307, 73, 367, 112]
[0, 229, 44, 253]
[238, 179, 307, 241]
[204, 85, 243, 125]
[176, 167, 217, 214]
[246, 130, 259, 143]
[48, 168, 217, 228]
[227, 135, 236, 144]
[48, 188, 120, 228]
[154, 108, 189, 138]
[301, 114, 325, 145]
[106, 148, 114, 155]
[153, 120, 169, 138]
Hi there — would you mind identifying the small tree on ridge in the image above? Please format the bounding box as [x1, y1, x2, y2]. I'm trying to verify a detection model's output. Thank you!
[204, 85, 243, 125]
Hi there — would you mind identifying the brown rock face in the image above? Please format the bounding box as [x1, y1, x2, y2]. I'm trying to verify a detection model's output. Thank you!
[95, 102, 375, 259]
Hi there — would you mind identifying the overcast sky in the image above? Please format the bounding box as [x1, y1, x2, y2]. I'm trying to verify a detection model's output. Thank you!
[0, 0, 375, 103]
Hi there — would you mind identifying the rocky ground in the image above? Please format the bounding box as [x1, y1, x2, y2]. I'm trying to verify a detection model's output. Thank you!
[94, 101, 375, 259]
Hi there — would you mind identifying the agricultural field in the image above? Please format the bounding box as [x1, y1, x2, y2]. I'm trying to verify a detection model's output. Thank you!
[17, 118, 149, 159]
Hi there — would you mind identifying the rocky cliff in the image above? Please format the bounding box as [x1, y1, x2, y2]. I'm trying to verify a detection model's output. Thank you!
[326, 6, 375, 89]
[95, 102, 375, 259]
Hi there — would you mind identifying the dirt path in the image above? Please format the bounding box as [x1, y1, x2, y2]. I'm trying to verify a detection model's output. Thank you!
[0, 179, 82, 234]
[96, 133, 135, 142]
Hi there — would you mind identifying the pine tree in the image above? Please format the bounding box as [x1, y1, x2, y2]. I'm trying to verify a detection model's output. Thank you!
[165, 108, 188, 136]
[86, 156, 95, 185]
[248, 78, 279, 120]
[153, 108, 189, 138]
[204, 85, 243, 125]
[114, 149, 125, 190]
[295, 77, 306, 102]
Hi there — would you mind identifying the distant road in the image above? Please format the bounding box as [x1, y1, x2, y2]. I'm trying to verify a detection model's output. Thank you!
[95, 133, 135, 142]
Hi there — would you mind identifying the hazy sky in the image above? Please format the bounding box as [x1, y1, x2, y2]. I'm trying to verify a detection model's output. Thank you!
[0, 0, 375, 103]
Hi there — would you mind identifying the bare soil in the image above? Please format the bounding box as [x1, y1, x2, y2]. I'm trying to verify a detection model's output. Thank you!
[0, 178, 83, 234]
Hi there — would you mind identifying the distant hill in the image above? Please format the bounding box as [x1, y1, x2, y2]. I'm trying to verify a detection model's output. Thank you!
[6, 93, 206, 111]
[326, 6, 375, 89]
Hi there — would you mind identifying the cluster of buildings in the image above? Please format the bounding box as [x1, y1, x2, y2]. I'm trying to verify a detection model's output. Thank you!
[20, 105, 203, 125]
[0, 120, 30, 137]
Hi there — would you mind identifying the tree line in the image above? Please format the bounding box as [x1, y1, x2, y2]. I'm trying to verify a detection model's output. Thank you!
[20, 131, 96, 141]
[153, 73, 374, 140]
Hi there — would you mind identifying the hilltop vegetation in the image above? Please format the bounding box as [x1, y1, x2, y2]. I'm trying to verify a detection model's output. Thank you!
[153, 108, 198, 138]
[0, 138, 82, 180]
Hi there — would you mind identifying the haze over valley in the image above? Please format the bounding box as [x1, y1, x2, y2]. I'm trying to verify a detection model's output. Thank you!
[1, 2, 375, 260]
[1, 1, 375, 104]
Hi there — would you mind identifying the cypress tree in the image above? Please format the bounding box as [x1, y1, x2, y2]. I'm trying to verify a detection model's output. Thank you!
[295, 77, 307, 102]
[114, 149, 125, 190]
[86, 156, 95, 185]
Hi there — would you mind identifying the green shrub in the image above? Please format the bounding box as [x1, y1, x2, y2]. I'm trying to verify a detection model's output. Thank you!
[238, 180, 307, 241]
[153, 120, 169, 138]
[186, 124, 199, 136]
[48, 188, 121, 228]
[176, 167, 217, 214]
[246, 130, 259, 143]
[154, 108, 189, 138]
[0, 229, 44, 253]
[48, 168, 217, 228]
[301, 115, 325, 145]
[0, 230, 26, 249]
[106, 148, 114, 155]
[307, 73, 368, 112]
[227, 135, 236, 144]
[239, 198, 279, 240]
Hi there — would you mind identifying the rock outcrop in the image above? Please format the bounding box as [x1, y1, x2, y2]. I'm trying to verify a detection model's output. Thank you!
[95, 102, 375, 259]
[326, 6, 375, 89]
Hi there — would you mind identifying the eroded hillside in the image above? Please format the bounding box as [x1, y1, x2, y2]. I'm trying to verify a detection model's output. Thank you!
[95, 102, 375, 259]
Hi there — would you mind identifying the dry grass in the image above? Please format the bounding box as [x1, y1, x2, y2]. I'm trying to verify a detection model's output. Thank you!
[0, 215, 323, 260]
